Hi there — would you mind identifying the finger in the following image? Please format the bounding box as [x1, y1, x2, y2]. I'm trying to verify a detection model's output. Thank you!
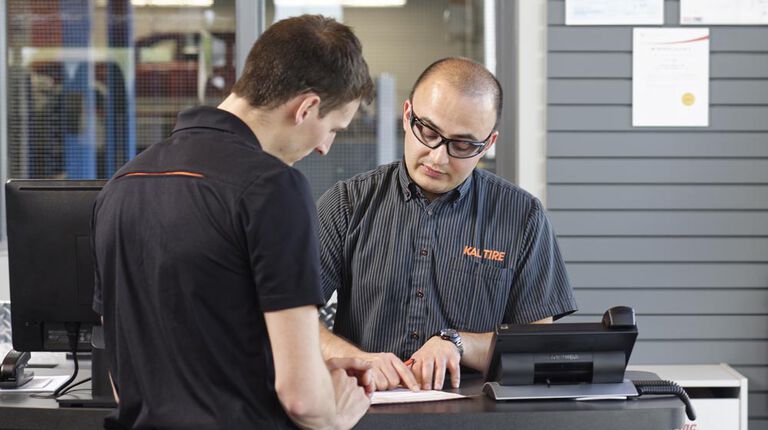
[380, 357, 402, 390]
[326, 357, 371, 372]
[421, 358, 434, 390]
[433, 357, 447, 390]
[447, 358, 461, 388]
[392, 359, 420, 392]
[412, 360, 422, 385]
[372, 369, 388, 392]
[382, 364, 401, 390]
[361, 369, 376, 395]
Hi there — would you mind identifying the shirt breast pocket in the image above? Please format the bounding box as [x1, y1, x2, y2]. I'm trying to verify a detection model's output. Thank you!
[437, 257, 513, 332]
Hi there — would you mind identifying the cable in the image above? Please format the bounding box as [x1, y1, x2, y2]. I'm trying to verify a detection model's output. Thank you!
[59, 377, 92, 396]
[52, 323, 81, 398]
[30, 324, 82, 400]
[633, 379, 696, 421]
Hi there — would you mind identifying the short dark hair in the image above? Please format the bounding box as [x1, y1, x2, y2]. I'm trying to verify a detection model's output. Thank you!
[232, 15, 374, 116]
[409, 57, 503, 126]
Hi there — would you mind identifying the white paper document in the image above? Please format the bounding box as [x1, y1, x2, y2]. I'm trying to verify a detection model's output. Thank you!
[0, 375, 70, 393]
[371, 388, 467, 405]
[681, 0, 768, 25]
[566, 0, 664, 25]
[632, 28, 710, 127]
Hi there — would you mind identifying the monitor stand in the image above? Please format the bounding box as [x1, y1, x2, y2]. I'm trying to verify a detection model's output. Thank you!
[57, 329, 116, 409]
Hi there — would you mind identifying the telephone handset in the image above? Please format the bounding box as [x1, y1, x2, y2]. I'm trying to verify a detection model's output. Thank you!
[0, 349, 34, 389]
[602, 306, 637, 329]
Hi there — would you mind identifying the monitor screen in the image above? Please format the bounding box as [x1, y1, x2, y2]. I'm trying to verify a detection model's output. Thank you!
[6, 180, 106, 352]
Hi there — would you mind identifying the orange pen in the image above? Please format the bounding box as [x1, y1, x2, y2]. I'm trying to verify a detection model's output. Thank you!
[403, 358, 414, 366]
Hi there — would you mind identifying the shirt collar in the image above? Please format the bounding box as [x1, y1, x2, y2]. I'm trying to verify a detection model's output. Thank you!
[396, 160, 473, 203]
[172, 106, 261, 149]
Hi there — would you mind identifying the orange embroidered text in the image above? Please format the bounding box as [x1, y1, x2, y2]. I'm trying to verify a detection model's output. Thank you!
[463, 246, 506, 262]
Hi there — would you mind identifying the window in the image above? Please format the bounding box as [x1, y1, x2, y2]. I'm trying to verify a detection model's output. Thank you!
[267, 0, 493, 199]
[4, 0, 236, 180]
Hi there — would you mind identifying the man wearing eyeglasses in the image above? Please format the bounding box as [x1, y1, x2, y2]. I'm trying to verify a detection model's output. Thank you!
[317, 57, 578, 392]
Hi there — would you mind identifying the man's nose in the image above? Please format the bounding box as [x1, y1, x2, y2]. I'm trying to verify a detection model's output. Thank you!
[429, 142, 450, 165]
[316, 137, 334, 156]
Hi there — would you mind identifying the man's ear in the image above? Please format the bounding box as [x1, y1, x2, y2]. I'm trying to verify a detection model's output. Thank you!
[294, 93, 321, 125]
[481, 131, 499, 155]
[402, 99, 412, 133]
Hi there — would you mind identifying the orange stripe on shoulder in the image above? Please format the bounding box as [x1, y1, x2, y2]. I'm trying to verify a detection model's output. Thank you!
[119, 171, 204, 179]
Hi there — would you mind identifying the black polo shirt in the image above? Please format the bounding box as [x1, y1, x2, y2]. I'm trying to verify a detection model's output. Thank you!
[317, 162, 577, 359]
[92, 106, 324, 429]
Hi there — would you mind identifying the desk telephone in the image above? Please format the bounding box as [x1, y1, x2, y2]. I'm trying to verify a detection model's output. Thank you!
[0, 349, 34, 389]
[483, 306, 696, 421]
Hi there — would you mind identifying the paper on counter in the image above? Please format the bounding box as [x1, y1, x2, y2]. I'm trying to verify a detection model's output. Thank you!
[371, 388, 467, 405]
[0, 374, 71, 393]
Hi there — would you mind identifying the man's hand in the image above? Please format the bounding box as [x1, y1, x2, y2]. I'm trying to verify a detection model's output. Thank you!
[329, 367, 370, 430]
[359, 352, 420, 392]
[326, 357, 375, 396]
[409, 336, 461, 390]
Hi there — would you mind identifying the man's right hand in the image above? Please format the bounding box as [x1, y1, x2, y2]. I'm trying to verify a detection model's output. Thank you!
[330, 368, 370, 430]
[360, 352, 420, 392]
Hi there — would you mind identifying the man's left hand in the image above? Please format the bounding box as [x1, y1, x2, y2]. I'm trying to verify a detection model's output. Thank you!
[409, 336, 461, 390]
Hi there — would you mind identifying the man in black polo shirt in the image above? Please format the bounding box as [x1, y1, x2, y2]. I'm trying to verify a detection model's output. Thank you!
[92, 15, 374, 429]
[317, 57, 578, 392]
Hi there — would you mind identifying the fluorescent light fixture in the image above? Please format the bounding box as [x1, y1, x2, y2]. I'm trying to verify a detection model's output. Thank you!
[274, 0, 405, 6]
[341, 0, 405, 6]
[131, 0, 214, 7]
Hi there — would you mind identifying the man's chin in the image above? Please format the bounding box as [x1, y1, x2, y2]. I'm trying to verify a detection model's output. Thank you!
[414, 175, 451, 196]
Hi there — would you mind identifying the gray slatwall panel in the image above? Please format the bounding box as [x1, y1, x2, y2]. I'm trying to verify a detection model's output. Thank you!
[549, 133, 768, 157]
[735, 366, 768, 390]
[547, 2, 768, 423]
[549, 53, 768, 78]
[560, 238, 768, 262]
[573, 290, 768, 315]
[750, 395, 768, 418]
[549, 79, 768, 104]
[565, 315, 768, 339]
[549, 0, 682, 25]
[548, 159, 768, 183]
[630, 341, 766, 365]
[551, 211, 768, 235]
[567, 263, 768, 288]
[549, 186, 768, 210]
[548, 28, 768, 52]
[549, 106, 768, 131]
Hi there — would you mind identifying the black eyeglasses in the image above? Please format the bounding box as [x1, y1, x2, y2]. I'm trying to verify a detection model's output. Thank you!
[408, 105, 494, 159]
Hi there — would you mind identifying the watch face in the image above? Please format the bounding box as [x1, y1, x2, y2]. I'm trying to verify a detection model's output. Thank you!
[439, 329, 463, 355]
[441, 329, 459, 339]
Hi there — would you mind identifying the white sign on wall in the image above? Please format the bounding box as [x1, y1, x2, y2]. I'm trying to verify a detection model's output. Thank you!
[632, 28, 710, 127]
[681, 0, 768, 25]
[566, 0, 664, 25]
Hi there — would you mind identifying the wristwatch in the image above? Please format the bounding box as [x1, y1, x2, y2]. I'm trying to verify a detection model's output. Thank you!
[435, 328, 464, 357]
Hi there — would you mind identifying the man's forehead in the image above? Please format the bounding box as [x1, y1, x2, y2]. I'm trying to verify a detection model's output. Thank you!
[415, 77, 493, 108]
[412, 79, 496, 131]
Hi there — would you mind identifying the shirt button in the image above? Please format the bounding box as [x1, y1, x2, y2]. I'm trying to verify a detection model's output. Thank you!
[420, 249, 428, 256]
[410, 331, 419, 340]
[427, 210, 433, 216]
[416, 290, 424, 298]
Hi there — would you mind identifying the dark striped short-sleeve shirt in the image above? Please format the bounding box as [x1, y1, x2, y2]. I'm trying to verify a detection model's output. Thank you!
[317, 161, 577, 359]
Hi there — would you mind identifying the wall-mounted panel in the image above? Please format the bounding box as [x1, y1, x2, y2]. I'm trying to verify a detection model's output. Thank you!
[546, 2, 768, 421]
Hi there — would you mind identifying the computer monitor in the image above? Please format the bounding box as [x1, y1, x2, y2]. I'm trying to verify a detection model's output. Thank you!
[6, 179, 106, 353]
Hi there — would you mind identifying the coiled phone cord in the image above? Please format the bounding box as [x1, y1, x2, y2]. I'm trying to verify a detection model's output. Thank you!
[633, 379, 696, 421]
